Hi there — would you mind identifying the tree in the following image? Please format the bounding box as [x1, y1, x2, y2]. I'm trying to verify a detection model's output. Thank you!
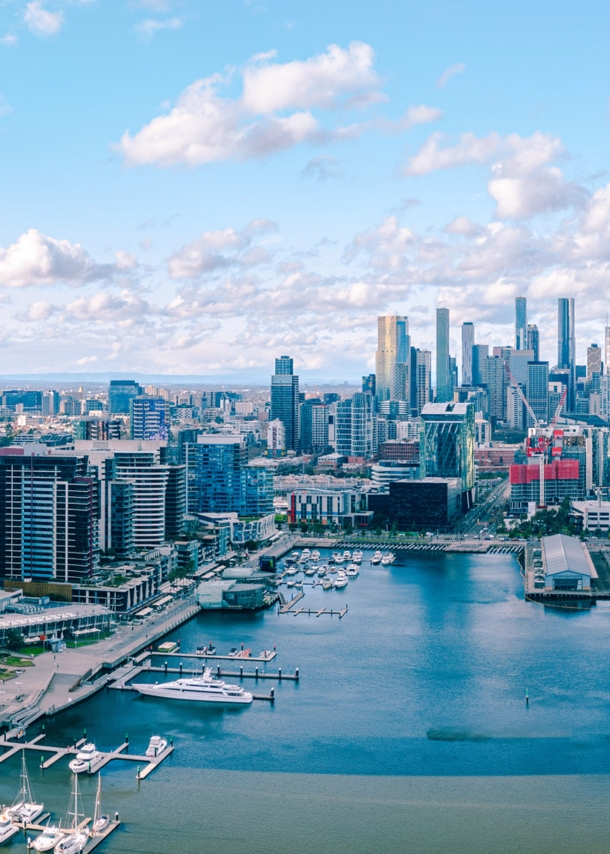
[5, 629, 24, 651]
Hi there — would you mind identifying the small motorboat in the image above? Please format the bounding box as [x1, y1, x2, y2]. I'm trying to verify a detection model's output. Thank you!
[334, 571, 348, 589]
[146, 735, 168, 758]
[55, 831, 88, 854]
[287, 579, 296, 588]
[343, 551, 351, 560]
[381, 552, 396, 565]
[322, 578, 333, 590]
[352, 550, 363, 564]
[371, 551, 383, 565]
[317, 566, 327, 577]
[294, 580, 303, 589]
[345, 565, 359, 578]
[69, 743, 103, 775]
[311, 550, 320, 561]
[305, 567, 316, 577]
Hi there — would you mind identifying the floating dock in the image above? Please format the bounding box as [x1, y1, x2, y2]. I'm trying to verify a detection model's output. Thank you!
[149, 650, 277, 663]
[278, 593, 347, 618]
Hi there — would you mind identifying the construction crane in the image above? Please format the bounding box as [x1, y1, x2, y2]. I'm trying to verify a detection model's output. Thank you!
[505, 367, 567, 508]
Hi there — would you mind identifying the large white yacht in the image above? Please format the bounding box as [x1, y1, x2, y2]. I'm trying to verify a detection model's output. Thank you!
[146, 735, 168, 757]
[0, 811, 18, 845]
[371, 551, 383, 564]
[334, 571, 348, 589]
[69, 743, 104, 774]
[134, 669, 253, 704]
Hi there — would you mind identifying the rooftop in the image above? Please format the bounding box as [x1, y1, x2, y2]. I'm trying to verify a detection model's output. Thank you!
[542, 534, 595, 578]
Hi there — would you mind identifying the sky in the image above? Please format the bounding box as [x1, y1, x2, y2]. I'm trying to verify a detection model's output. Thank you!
[0, 0, 610, 381]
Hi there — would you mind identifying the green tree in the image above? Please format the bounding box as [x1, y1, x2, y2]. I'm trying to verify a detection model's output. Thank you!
[5, 629, 24, 651]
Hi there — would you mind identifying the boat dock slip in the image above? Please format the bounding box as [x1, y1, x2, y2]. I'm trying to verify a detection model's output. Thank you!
[146, 665, 299, 681]
[280, 605, 348, 618]
[279, 592, 305, 613]
[0, 732, 47, 764]
[83, 821, 120, 853]
[149, 650, 277, 663]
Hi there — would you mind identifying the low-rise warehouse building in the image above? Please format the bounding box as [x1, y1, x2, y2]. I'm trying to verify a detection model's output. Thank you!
[541, 534, 595, 592]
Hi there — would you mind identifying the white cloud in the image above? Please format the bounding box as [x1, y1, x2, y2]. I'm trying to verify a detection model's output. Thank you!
[116, 42, 425, 168]
[241, 42, 381, 114]
[136, 17, 183, 39]
[436, 62, 466, 88]
[24, 2, 64, 36]
[1, 34, 18, 47]
[404, 131, 502, 176]
[302, 155, 341, 181]
[0, 228, 130, 288]
[65, 290, 151, 322]
[444, 216, 481, 236]
[167, 220, 277, 278]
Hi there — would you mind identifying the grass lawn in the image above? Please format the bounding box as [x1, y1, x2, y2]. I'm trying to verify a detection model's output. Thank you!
[4, 656, 34, 667]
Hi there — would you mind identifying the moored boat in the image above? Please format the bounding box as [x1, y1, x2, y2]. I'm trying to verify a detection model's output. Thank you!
[133, 668, 253, 704]
[69, 743, 104, 775]
[146, 735, 168, 758]
[371, 551, 383, 564]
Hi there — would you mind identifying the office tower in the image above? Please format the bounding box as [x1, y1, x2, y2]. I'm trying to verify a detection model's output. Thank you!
[558, 298, 576, 410]
[336, 393, 373, 458]
[416, 350, 432, 415]
[515, 297, 527, 350]
[271, 355, 300, 451]
[605, 327, 610, 375]
[506, 385, 525, 430]
[587, 344, 602, 380]
[527, 324, 540, 361]
[461, 322, 475, 386]
[0, 452, 99, 582]
[449, 356, 458, 395]
[130, 396, 170, 440]
[484, 356, 506, 421]
[375, 316, 409, 401]
[42, 390, 60, 416]
[509, 349, 535, 386]
[362, 374, 376, 395]
[472, 344, 489, 386]
[109, 379, 143, 414]
[526, 361, 549, 427]
[420, 401, 476, 507]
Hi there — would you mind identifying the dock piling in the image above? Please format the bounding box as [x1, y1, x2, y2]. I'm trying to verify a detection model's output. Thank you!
[255, 667, 259, 679]
[240, 666, 243, 677]
[278, 668, 282, 681]
[295, 668, 299, 681]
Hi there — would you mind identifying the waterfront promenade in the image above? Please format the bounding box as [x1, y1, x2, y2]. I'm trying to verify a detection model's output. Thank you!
[0, 595, 198, 728]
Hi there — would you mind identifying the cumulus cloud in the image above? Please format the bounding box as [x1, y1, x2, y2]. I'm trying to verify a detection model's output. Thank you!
[1, 34, 18, 47]
[404, 131, 502, 176]
[302, 155, 341, 181]
[167, 219, 277, 279]
[343, 216, 416, 269]
[436, 62, 466, 88]
[24, 2, 64, 36]
[0, 228, 132, 288]
[115, 42, 427, 168]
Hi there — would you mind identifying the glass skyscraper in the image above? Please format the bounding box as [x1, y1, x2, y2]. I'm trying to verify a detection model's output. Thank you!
[515, 296, 527, 350]
[558, 298, 575, 410]
[375, 316, 409, 401]
[461, 322, 474, 386]
[270, 355, 300, 451]
[435, 308, 452, 402]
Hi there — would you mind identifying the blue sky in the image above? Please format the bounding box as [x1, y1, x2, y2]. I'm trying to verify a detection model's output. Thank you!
[1, 0, 609, 380]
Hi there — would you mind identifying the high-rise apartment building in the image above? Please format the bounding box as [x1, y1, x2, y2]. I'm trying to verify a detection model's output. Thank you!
[461, 322, 475, 386]
[526, 361, 549, 427]
[270, 356, 300, 451]
[558, 298, 576, 411]
[436, 308, 452, 402]
[484, 355, 506, 421]
[515, 297, 527, 350]
[605, 327, 610, 376]
[416, 350, 432, 415]
[375, 316, 409, 401]
[0, 451, 99, 583]
[109, 379, 143, 414]
[336, 393, 373, 458]
[311, 404, 330, 452]
[130, 396, 170, 441]
[527, 324, 540, 361]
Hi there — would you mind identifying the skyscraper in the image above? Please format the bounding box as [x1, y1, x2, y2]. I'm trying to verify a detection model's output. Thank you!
[558, 298, 576, 410]
[461, 322, 475, 386]
[472, 344, 489, 387]
[436, 308, 452, 402]
[270, 356, 300, 451]
[527, 324, 540, 361]
[375, 316, 409, 401]
[605, 326, 610, 375]
[130, 396, 170, 440]
[515, 297, 527, 350]
[335, 393, 373, 458]
[109, 379, 143, 414]
[526, 361, 549, 427]
[587, 343, 602, 380]
[416, 350, 431, 414]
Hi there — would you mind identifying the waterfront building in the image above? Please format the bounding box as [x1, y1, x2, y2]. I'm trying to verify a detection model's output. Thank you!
[0, 450, 99, 583]
[388, 478, 462, 530]
[109, 379, 143, 414]
[540, 534, 592, 592]
[420, 401, 476, 509]
[461, 322, 474, 386]
[571, 498, 610, 533]
[270, 356, 300, 451]
[0, 604, 111, 648]
[435, 308, 452, 403]
[288, 486, 371, 528]
[515, 296, 527, 350]
[130, 395, 170, 440]
[376, 316, 409, 402]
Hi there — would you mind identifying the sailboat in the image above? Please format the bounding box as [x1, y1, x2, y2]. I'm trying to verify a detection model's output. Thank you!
[90, 775, 110, 836]
[7, 751, 44, 824]
[54, 775, 87, 854]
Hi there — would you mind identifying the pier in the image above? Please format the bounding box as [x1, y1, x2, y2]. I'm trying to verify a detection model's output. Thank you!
[278, 592, 347, 618]
[0, 733, 173, 779]
[149, 650, 277, 663]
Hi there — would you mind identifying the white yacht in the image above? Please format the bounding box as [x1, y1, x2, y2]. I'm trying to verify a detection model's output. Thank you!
[30, 826, 64, 851]
[7, 752, 44, 824]
[317, 566, 327, 577]
[311, 550, 320, 561]
[134, 669, 253, 704]
[69, 743, 104, 774]
[0, 811, 18, 845]
[345, 564, 359, 578]
[371, 551, 383, 564]
[300, 549, 311, 561]
[145, 735, 168, 757]
[334, 571, 348, 589]
[381, 552, 396, 565]
[305, 567, 316, 577]
[343, 551, 351, 560]
[322, 578, 333, 590]
[284, 566, 298, 576]
[352, 550, 363, 564]
[334, 554, 345, 564]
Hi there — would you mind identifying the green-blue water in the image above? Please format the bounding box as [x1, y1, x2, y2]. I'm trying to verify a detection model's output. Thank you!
[3, 550, 610, 852]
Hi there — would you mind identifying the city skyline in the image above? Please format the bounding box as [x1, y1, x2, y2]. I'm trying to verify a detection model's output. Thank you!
[0, 1, 609, 377]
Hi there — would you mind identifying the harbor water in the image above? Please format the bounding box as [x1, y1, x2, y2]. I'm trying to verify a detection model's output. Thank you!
[3, 549, 610, 853]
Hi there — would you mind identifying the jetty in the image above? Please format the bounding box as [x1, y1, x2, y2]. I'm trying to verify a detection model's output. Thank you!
[278, 593, 347, 618]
